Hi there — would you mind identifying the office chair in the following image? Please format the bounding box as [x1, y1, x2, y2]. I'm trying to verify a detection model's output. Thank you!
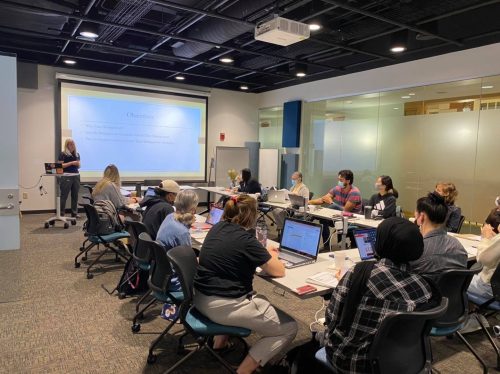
[164, 245, 250, 373]
[468, 263, 500, 370]
[455, 215, 466, 233]
[81, 184, 94, 204]
[309, 191, 314, 200]
[74, 203, 130, 279]
[430, 263, 487, 374]
[131, 233, 185, 364]
[315, 298, 449, 374]
[101, 219, 150, 298]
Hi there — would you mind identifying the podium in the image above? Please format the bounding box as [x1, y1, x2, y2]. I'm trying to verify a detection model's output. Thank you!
[44, 173, 77, 229]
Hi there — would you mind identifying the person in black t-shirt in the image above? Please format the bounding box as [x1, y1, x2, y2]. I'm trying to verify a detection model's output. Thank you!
[58, 138, 81, 217]
[194, 195, 297, 374]
[237, 168, 262, 194]
[368, 175, 399, 219]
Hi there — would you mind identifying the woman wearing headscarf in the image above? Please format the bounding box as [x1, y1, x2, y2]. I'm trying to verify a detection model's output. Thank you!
[321, 217, 435, 373]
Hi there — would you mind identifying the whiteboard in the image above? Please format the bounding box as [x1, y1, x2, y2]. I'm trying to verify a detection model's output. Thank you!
[215, 147, 250, 188]
[259, 149, 279, 188]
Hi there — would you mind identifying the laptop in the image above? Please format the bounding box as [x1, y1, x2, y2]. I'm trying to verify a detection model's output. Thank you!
[267, 190, 287, 203]
[278, 218, 322, 268]
[193, 206, 224, 230]
[354, 228, 377, 260]
[44, 162, 63, 175]
[289, 194, 306, 208]
[144, 187, 156, 197]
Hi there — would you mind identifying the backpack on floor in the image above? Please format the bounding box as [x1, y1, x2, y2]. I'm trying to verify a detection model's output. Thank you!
[116, 257, 149, 295]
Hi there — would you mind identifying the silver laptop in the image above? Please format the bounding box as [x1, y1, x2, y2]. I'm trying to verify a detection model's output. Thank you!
[278, 218, 322, 268]
[267, 190, 287, 203]
[289, 194, 306, 208]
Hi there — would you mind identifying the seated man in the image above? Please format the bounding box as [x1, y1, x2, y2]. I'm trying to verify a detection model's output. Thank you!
[318, 217, 437, 373]
[309, 169, 362, 248]
[238, 168, 262, 194]
[410, 192, 468, 279]
[139, 180, 179, 239]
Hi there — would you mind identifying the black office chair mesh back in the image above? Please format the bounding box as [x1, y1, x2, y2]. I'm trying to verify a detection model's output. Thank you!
[433, 263, 482, 328]
[82, 203, 104, 236]
[126, 221, 150, 261]
[166, 246, 198, 317]
[369, 298, 448, 374]
[138, 232, 174, 295]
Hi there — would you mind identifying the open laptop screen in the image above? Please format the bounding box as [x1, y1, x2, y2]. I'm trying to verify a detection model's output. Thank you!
[354, 228, 377, 260]
[206, 206, 224, 225]
[280, 218, 321, 258]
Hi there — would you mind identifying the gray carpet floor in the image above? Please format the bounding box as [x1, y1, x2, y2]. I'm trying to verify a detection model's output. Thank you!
[0, 213, 496, 373]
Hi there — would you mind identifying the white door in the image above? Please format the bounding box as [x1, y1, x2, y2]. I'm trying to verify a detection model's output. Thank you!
[0, 53, 20, 250]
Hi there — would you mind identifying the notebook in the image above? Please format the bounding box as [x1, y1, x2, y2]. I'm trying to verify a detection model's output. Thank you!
[44, 162, 63, 175]
[306, 272, 339, 288]
[278, 218, 322, 268]
[354, 228, 377, 260]
[267, 190, 287, 203]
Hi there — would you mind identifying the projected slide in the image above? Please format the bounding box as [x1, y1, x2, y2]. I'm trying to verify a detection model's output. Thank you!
[60, 82, 207, 181]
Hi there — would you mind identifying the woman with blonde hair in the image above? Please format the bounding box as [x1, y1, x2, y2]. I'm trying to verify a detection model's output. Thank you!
[194, 195, 298, 374]
[92, 164, 138, 209]
[435, 182, 462, 232]
[58, 138, 80, 217]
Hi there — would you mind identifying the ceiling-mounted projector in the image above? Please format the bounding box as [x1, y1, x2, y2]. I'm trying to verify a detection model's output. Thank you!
[255, 17, 310, 46]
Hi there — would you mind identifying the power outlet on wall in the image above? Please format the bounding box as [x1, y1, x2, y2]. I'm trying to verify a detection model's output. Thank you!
[22, 192, 28, 199]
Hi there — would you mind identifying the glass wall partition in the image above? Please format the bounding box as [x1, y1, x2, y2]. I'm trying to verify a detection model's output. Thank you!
[300, 75, 500, 232]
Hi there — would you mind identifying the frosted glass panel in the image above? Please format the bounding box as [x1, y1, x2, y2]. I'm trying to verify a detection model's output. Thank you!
[300, 74, 500, 232]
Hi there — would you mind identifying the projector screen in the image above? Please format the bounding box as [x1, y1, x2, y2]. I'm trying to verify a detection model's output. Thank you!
[59, 81, 207, 182]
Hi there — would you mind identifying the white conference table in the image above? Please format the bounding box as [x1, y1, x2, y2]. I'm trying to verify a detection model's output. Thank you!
[188, 224, 479, 299]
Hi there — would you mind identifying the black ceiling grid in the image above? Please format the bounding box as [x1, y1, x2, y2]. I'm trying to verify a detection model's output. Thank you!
[0, 0, 498, 92]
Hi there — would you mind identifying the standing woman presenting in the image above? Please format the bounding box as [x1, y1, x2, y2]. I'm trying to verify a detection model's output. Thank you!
[58, 138, 80, 218]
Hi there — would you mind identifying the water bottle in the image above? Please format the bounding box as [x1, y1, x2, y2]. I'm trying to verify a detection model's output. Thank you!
[256, 219, 268, 247]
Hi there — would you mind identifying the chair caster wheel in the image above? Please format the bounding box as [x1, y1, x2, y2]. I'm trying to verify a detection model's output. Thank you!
[44, 222, 49, 228]
[118, 292, 126, 299]
[74, 262, 81, 268]
[82, 256, 87, 261]
[64, 223, 69, 229]
[71, 220, 76, 225]
[87, 273, 93, 279]
[50, 221, 55, 226]
[132, 323, 141, 333]
[147, 354, 157, 364]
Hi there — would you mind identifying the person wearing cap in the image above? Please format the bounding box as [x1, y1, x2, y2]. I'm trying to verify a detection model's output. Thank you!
[319, 217, 436, 373]
[140, 180, 180, 239]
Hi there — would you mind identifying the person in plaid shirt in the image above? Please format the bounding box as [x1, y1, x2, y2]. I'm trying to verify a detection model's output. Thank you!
[323, 217, 435, 373]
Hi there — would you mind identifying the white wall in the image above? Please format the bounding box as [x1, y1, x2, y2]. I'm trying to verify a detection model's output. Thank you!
[258, 43, 500, 107]
[18, 64, 258, 211]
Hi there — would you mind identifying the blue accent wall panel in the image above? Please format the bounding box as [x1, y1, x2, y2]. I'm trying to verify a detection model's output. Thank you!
[282, 100, 301, 148]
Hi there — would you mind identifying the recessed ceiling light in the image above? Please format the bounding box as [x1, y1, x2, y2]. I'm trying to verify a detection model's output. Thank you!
[482, 85, 494, 89]
[175, 75, 185, 80]
[401, 95, 411, 99]
[309, 23, 321, 31]
[296, 72, 306, 77]
[240, 85, 249, 90]
[390, 46, 406, 53]
[215, 45, 221, 49]
[393, 107, 399, 110]
[219, 57, 234, 63]
[63, 59, 77, 65]
[408, 92, 415, 96]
